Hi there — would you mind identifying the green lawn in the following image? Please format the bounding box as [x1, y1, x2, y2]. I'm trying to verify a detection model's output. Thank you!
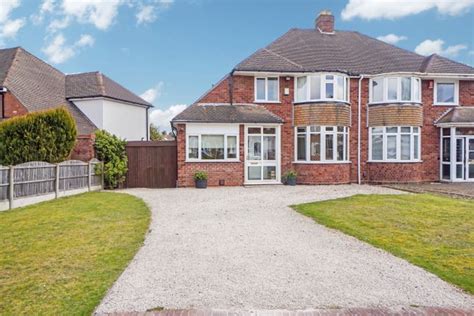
[293, 194, 474, 294]
[0, 192, 150, 315]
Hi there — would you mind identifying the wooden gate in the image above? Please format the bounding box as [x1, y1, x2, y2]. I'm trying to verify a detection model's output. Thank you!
[125, 141, 177, 188]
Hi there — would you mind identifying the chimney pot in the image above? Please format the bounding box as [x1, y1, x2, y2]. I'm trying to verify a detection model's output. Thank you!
[316, 10, 334, 33]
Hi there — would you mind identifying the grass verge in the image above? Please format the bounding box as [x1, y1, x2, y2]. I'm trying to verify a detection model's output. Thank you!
[293, 194, 473, 294]
[0, 192, 150, 315]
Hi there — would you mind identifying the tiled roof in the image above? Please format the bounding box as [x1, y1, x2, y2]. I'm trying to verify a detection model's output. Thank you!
[436, 107, 474, 125]
[66, 72, 152, 107]
[0, 47, 96, 134]
[235, 29, 474, 75]
[172, 104, 284, 124]
[0, 47, 151, 134]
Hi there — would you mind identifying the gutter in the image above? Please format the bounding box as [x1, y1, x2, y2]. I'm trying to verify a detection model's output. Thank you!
[0, 86, 6, 118]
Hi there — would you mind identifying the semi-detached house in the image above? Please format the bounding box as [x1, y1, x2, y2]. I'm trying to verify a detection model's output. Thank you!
[172, 11, 474, 186]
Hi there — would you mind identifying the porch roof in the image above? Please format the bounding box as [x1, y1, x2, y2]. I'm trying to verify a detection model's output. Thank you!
[171, 104, 284, 124]
[435, 107, 474, 127]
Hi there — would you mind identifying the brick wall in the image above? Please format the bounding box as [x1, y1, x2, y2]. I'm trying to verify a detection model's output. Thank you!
[2, 92, 28, 118]
[179, 75, 474, 186]
[176, 123, 245, 187]
[295, 163, 351, 184]
[71, 134, 96, 161]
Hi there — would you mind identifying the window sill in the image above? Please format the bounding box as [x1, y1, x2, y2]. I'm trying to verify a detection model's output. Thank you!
[433, 103, 459, 107]
[254, 100, 281, 104]
[367, 160, 423, 164]
[368, 102, 422, 106]
[186, 160, 241, 163]
[293, 100, 350, 105]
[293, 161, 351, 164]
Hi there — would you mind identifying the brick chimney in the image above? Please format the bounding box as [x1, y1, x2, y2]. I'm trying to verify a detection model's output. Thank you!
[316, 10, 334, 33]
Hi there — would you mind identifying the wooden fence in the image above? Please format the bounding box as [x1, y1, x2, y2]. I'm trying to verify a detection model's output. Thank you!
[126, 141, 177, 188]
[0, 159, 103, 211]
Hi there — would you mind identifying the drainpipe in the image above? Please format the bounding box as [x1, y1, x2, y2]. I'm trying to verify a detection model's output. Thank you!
[357, 75, 366, 185]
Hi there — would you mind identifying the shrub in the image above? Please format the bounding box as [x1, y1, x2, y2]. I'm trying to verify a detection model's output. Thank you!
[193, 170, 208, 181]
[94, 130, 128, 189]
[0, 107, 77, 165]
[284, 170, 297, 179]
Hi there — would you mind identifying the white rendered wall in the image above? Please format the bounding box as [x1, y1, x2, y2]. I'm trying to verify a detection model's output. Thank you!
[102, 99, 147, 141]
[73, 98, 104, 129]
[72, 98, 148, 140]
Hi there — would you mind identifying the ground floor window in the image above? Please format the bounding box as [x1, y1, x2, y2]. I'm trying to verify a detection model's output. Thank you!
[187, 134, 238, 161]
[369, 126, 420, 162]
[295, 126, 349, 162]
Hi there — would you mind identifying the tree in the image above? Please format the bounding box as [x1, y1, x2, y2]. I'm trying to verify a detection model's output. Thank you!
[150, 124, 165, 141]
[0, 107, 77, 165]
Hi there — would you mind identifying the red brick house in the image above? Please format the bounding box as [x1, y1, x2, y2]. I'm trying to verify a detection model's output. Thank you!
[0, 47, 152, 161]
[172, 11, 474, 186]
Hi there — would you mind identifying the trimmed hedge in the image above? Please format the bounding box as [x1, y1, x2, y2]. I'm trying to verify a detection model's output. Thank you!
[94, 130, 128, 189]
[0, 107, 77, 165]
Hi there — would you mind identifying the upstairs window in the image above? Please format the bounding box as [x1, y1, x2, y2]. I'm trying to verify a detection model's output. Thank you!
[255, 77, 279, 102]
[369, 77, 421, 104]
[295, 74, 349, 103]
[434, 80, 458, 105]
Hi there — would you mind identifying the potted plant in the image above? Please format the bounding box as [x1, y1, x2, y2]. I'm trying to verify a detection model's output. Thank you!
[193, 171, 208, 189]
[284, 170, 297, 186]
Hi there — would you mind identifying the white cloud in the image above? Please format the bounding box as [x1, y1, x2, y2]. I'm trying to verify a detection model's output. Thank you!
[376, 34, 407, 45]
[60, 0, 122, 30]
[342, 0, 474, 20]
[136, 5, 156, 24]
[47, 16, 70, 32]
[140, 82, 164, 104]
[1, 18, 25, 39]
[150, 104, 187, 131]
[0, 0, 21, 24]
[42, 34, 74, 64]
[76, 34, 95, 47]
[136, 0, 174, 24]
[42, 33, 95, 64]
[0, 0, 25, 44]
[415, 39, 467, 57]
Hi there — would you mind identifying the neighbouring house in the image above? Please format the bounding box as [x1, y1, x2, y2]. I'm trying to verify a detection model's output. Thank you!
[0, 47, 152, 161]
[172, 10, 474, 186]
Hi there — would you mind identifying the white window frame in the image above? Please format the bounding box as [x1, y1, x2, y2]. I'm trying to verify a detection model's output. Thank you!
[186, 133, 240, 162]
[369, 76, 422, 104]
[294, 73, 350, 103]
[433, 80, 459, 106]
[294, 126, 350, 164]
[368, 126, 421, 162]
[254, 77, 280, 103]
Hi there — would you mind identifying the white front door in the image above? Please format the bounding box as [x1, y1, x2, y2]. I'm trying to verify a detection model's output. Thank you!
[245, 126, 280, 184]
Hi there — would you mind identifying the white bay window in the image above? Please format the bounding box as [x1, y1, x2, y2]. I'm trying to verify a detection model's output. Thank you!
[370, 77, 421, 104]
[295, 74, 349, 103]
[296, 126, 349, 163]
[369, 126, 420, 162]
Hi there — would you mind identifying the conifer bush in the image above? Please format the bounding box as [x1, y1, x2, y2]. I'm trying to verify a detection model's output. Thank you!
[0, 107, 77, 165]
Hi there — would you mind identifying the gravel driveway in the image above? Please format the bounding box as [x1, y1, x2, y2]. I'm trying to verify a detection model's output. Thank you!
[96, 185, 473, 313]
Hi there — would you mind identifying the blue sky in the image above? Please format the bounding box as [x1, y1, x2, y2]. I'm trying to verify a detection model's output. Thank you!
[1, 0, 474, 130]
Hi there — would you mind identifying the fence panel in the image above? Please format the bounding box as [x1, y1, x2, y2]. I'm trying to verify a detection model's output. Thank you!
[126, 141, 177, 188]
[0, 159, 103, 211]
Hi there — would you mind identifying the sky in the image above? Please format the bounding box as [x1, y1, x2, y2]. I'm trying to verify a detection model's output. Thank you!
[1, 0, 474, 131]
